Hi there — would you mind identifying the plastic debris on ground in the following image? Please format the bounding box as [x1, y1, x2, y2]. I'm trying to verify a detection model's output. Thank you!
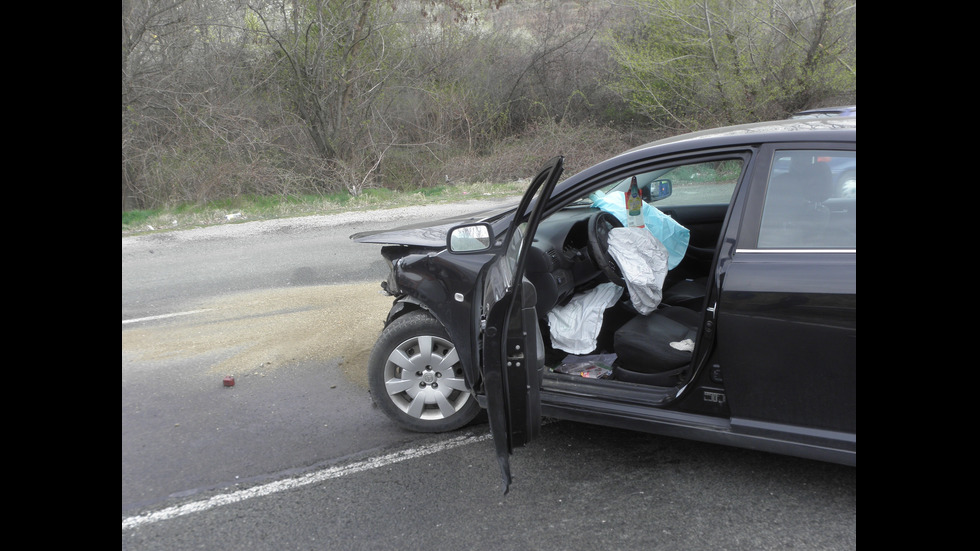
[546, 282, 623, 354]
[553, 353, 617, 379]
[607, 227, 669, 315]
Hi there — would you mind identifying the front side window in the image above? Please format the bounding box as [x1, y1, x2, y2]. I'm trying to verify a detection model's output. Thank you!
[758, 150, 856, 249]
[483, 222, 525, 314]
[592, 160, 741, 207]
[645, 160, 741, 207]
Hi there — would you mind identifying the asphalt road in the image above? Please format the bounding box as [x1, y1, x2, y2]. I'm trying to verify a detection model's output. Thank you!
[122, 200, 855, 550]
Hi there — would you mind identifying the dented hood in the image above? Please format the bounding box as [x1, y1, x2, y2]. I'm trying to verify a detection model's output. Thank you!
[349, 201, 518, 247]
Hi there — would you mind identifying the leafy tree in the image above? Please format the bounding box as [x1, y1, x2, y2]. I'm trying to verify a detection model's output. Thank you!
[605, 0, 856, 130]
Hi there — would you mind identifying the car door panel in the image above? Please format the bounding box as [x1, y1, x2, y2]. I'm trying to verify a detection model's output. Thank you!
[714, 143, 856, 446]
[718, 252, 856, 434]
[478, 156, 563, 493]
[658, 204, 730, 250]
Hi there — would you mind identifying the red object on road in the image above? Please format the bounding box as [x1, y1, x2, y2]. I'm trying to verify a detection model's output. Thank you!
[223, 376, 235, 387]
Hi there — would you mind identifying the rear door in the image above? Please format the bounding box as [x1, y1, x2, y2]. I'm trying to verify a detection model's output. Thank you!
[716, 143, 856, 459]
[480, 156, 563, 493]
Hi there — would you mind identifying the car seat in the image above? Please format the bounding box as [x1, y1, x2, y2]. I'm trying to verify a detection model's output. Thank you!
[661, 277, 707, 310]
[612, 305, 700, 386]
[660, 242, 715, 310]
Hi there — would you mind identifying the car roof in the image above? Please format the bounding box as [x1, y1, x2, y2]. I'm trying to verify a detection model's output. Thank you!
[620, 116, 855, 157]
[551, 117, 855, 197]
[791, 105, 856, 118]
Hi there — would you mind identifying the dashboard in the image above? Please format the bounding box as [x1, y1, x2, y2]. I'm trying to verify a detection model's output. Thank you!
[524, 206, 606, 314]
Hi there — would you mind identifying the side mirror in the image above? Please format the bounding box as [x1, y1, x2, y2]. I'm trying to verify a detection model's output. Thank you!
[641, 179, 672, 202]
[448, 222, 494, 253]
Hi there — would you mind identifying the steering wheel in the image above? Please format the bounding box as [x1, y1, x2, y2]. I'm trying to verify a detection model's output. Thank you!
[587, 210, 625, 287]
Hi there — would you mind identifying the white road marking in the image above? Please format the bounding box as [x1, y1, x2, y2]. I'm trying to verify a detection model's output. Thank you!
[122, 432, 491, 530]
[122, 309, 211, 325]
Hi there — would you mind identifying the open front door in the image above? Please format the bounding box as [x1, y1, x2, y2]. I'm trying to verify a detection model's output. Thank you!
[478, 156, 563, 493]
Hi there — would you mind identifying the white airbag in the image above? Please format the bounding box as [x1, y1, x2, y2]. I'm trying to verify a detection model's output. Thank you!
[546, 282, 623, 354]
[607, 227, 669, 315]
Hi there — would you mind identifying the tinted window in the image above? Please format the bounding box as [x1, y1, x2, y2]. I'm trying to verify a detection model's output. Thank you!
[758, 150, 856, 249]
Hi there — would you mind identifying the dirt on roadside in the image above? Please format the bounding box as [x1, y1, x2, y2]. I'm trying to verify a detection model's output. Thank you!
[121, 282, 395, 389]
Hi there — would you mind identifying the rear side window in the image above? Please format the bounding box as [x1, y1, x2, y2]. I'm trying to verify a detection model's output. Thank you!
[759, 150, 856, 249]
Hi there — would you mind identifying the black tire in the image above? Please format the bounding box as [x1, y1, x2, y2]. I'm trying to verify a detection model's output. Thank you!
[368, 310, 481, 432]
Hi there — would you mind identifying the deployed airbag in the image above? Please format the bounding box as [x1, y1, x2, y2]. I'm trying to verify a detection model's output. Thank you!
[590, 190, 689, 269]
[607, 227, 669, 315]
[546, 282, 623, 354]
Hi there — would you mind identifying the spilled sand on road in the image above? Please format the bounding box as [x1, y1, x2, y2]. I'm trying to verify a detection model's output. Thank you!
[121, 283, 394, 389]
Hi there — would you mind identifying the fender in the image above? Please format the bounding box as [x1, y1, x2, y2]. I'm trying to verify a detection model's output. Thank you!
[386, 249, 496, 392]
[383, 296, 427, 326]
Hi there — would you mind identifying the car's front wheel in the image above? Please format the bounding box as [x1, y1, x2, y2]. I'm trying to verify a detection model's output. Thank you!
[368, 310, 482, 432]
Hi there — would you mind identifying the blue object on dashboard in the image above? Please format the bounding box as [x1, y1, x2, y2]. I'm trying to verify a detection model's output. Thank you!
[589, 190, 690, 270]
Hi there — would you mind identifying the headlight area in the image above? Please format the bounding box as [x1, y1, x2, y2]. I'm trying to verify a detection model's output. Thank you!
[379, 257, 399, 296]
[379, 246, 413, 296]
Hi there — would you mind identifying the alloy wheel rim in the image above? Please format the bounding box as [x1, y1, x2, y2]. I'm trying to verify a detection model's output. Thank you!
[383, 334, 472, 420]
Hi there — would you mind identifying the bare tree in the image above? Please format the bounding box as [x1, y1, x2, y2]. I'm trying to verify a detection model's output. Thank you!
[243, 0, 416, 195]
[123, 0, 192, 209]
[123, 0, 265, 208]
[123, 0, 326, 208]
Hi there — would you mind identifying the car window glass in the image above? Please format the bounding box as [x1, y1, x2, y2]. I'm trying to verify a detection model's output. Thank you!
[651, 161, 740, 206]
[759, 149, 856, 249]
[482, 222, 525, 315]
[584, 160, 741, 206]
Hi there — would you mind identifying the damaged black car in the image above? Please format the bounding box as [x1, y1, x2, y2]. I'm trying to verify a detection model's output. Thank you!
[351, 117, 856, 489]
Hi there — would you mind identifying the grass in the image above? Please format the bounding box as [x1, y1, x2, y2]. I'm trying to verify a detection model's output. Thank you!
[122, 180, 530, 236]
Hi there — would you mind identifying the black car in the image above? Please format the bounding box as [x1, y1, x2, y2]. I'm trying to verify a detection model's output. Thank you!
[351, 117, 856, 490]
